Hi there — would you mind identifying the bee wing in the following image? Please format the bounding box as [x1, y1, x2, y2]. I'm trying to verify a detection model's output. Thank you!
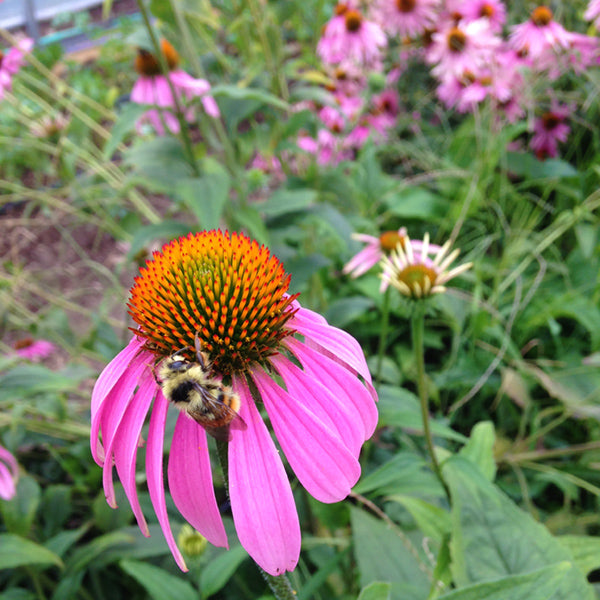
[188, 383, 247, 438]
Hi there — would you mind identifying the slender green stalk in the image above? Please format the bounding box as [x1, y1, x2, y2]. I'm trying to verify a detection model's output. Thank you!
[136, 0, 200, 176]
[412, 309, 450, 500]
[375, 288, 391, 385]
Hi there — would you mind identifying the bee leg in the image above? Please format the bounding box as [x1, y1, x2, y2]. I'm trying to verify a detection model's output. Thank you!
[194, 331, 210, 371]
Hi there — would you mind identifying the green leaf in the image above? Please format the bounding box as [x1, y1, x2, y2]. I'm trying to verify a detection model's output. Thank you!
[357, 582, 392, 600]
[444, 457, 594, 599]
[384, 186, 447, 220]
[175, 161, 231, 230]
[459, 421, 497, 481]
[323, 296, 375, 329]
[259, 188, 317, 218]
[120, 560, 197, 600]
[377, 385, 468, 443]
[505, 153, 578, 179]
[0, 365, 92, 401]
[558, 535, 600, 577]
[230, 205, 269, 245]
[386, 495, 451, 542]
[437, 563, 576, 600]
[0, 589, 36, 600]
[350, 506, 430, 598]
[45, 525, 90, 558]
[127, 222, 194, 260]
[210, 84, 290, 111]
[0, 534, 62, 570]
[0, 476, 41, 536]
[103, 103, 148, 159]
[199, 545, 248, 598]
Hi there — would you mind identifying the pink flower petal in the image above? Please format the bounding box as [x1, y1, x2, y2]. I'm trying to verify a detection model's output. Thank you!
[253, 367, 361, 503]
[100, 352, 152, 507]
[290, 306, 376, 399]
[168, 413, 228, 549]
[229, 374, 300, 576]
[91, 337, 146, 465]
[113, 371, 157, 536]
[284, 337, 378, 442]
[271, 352, 363, 456]
[146, 390, 188, 571]
[0, 446, 17, 501]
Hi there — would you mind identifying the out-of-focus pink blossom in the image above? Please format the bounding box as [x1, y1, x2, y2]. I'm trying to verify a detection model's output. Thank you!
[370, 0, 439, 39]
[530, 102, 572, 160]
[0, 445, 18, 501]
[585, 0, 600, 29]
[461, 0, 507, 33]
[13, 338, 56, 361]
[0, 37, 33, 99]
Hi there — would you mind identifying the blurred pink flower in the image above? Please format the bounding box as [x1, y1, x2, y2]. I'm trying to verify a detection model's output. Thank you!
[0, 445, 18, 501]
[370, 0, 439, 39]
[131, 40, 219, 135]
[317, 2, 387, 69]
[585, 0, 600, 29]
[530, 103, 572, 160]
[0, 37, 33, 99]
[91, 231, 377, 576]
[461, 0, 507, 33]
[13, 337, 56, 361]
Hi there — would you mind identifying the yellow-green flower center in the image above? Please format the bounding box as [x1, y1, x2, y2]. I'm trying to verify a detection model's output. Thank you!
[128, 230, 298, 375]
[395, 264, 438, 298]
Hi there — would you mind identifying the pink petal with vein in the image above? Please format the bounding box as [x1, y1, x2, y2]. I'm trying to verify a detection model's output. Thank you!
[91, 336, 143, 463]
[100, 351, 151, 507]
[271, 353, 363, 456]
[284, 337, 378, 442]
[168, 413, 228, 548]
[146, 390, 187, 571]
[113, 371, 157, 536]
[253, 367, 361, 503]
[229, 374, 300, 576]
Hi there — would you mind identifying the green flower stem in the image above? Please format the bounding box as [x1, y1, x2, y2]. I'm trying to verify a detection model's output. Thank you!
[136, 0, 200, 177]
[375, 288, 391, 385]
[214, 377, 298, 600]
[412, 309, 450, 500]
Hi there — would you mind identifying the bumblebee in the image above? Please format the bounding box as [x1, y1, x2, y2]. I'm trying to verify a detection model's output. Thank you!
[156, 335, 245, 441]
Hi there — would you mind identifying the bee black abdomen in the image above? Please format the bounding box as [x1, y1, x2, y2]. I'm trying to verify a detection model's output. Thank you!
[171, 381, 195, 404]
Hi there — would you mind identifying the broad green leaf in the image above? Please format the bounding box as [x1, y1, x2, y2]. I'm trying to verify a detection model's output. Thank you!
[103, 103, 147, 159]
[459, 421, 497, 481]
[357, 582, 392, 600]
[324, 296, 375, 329]
[0, 589, 36, 600]
[350, 506, 430, 599]
[353, 452, 442, 498]
[127, 222, 194, 260]
[45, 525, 90, 558]
[210, 84, 290, 111]
[384, 187, 447, 220]
[63, 531, 133, 574]
[230, 205, 269, 245]
[175, 163, 231, 230]
[386, 495, 451, 542]
[199, 545, 248, 598]
[558, 535, 600, 577]
[120, 560, 197, 600]
[0, 365, 92, 401]
[0, 476, 41, 536]
[377, 385, 467, 443]
[259, 188, 317, 217]
[505, 153, 578, 179]
[0, 534, 62, 570]
[444, 457, 594, 599]
[437, 563, 576, 600]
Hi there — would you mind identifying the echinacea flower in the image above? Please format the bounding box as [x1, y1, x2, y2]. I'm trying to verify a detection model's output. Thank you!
[380, 232, 472, 297]
[317, 2, 387, 69]
[0, 445, 18, 501]
[91, 230, 378, 576]
[13, 337, 56, 361]
[344, 228, 440, 279]
[461, 0, 507, 33]
[529, 103, 572, 160]
[0, 37, 33, 99]
[370, 0, 440, 39]
[131, 39, 219, 135]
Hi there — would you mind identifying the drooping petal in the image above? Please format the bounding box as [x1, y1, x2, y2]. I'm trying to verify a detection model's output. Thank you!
[100, 351, 152, 507]
[146, 390, 187, 571]
[270, 353, 363, 456]
[253, 367, 361, 503]
[290, 305, 376, 399]
[91, 336, 144, 463]
[229, 374, 300, 576]
[168, 413, 228, 549]
[113, 371, 157, 536]
[284, 337, 378, 442]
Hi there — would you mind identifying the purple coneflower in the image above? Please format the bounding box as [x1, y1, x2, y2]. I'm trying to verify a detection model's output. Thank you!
[461, 0, 506, 33]
[529, 103, 572, 160]
[317, 2, 387, 69]
[370, 0, 440, 39]
[131, 39, 219, 135]
[380, 232, 472, 297]
[13, 337, 56, 361]
[0, 445, 18, 501]
[91, 230, 378, 576]
[0, 37, 33, 99]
